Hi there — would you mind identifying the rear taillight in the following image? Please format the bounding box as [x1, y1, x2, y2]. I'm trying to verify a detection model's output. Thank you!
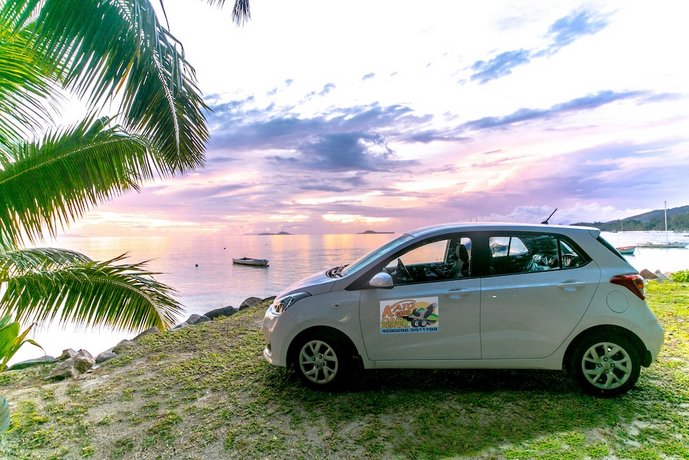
[610, 274, 645, 300]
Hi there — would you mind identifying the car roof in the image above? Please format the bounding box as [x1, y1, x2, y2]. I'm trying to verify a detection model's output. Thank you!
[406, 222, 601, 239]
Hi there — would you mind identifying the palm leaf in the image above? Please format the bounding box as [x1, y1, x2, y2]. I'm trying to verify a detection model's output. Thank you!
[13, 0, 208, 173]
[0, 7, 57, 148]
[0, 252, 182, 331]
[0, 116, 159, 246]
[205, 0, 251, 25]
[0, 247, 92, 279]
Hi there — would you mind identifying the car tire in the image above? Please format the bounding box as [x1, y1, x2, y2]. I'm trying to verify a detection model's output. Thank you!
[569, 332, 641, 397]
[293, 332, 350, 389]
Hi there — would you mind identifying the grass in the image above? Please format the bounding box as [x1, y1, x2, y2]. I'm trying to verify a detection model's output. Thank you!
[0, 281, 687, 459]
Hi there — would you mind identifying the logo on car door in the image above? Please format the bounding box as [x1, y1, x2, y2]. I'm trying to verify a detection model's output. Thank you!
[380, 297, 439, 334]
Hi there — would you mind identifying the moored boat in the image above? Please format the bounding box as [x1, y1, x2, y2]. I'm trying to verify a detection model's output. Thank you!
[616, 245, 636, 255]
[636, 242, 687, 249]
[233, 257, 269, 267]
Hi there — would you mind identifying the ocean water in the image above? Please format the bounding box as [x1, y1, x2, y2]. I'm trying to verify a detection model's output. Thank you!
[11, 233, 394, 363]
[10, 230, 689, 364]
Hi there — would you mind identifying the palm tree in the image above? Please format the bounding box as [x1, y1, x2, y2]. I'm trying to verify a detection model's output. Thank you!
[0, 0, 250, 333]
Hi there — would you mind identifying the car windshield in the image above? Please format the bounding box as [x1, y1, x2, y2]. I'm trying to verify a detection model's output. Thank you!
[340, 233, 415, 277]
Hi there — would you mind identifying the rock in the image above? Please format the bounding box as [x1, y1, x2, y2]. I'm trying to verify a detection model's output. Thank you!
[239, 297, 262, 311]
[8, 356, 56, 371]
[262, 296, 276, 304]
[654, 270, 668, 280]
[134, 327, 160, 341]
[48, 359, 79, 379]
[204, 306, 237, 320]
[112, 339, 136, 354]
[173, 314, 211, 329]
[640, 269, 658, 280]
[73, 350, 94, 373]
[96, 349, 117, 364]
[187, 314, 211, 325]
[57, 349, 78, 361]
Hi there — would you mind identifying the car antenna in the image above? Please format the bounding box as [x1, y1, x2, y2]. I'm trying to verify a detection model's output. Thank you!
[541, 208, 558, 224]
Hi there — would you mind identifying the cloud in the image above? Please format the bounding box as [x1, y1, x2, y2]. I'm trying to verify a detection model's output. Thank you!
[547, 9, 608, 48]
[319, 83, 336, 96]
[470, 8, 609, 83]
[470, 49, 531, 84]
[270, 132, 414, 172]
[461, 90, 645, 131]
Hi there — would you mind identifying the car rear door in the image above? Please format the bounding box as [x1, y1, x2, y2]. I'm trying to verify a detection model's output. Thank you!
[479, 232, 600, 359]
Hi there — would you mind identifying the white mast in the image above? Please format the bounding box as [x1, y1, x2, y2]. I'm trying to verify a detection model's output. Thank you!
[664, 201, 668, 242]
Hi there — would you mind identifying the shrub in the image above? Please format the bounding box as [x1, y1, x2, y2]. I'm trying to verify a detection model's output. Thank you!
[670, 270, 689, 283]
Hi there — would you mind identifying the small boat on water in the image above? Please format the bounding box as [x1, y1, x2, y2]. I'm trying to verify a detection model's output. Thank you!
[635, 201, 688, 249]
[616, 245, 636, 255]
[233, 257, 269, 267]
[636, 242, 687, 249]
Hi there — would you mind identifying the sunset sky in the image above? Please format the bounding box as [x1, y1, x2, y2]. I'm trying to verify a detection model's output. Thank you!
[70, 0, 689, 236]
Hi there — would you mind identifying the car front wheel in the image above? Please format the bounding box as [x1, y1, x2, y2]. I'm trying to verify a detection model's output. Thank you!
[570, 333, 641, 397]
[294, 333, 350, 389]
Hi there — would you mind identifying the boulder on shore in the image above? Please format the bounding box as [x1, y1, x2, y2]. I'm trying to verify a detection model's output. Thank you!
[204, 306, 237, 320]
[112, 339, 136, 354]
[134, 327, 160, 341]
[96, 349, 117, 364]
[57, 349, 78, 361]
[8, 356, 56, 371]
[239, 297, 262, 311]
[173, 314, 211, 329]
[640, 269, 658, 280]
[48, 349, 94, 379]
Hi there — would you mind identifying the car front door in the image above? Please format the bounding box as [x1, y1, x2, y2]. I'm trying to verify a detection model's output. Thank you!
[480, 233, 600, 359]
[358, 235, 481, 361]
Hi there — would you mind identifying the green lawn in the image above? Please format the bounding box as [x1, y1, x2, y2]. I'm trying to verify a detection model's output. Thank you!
[1, 281, 688, 459]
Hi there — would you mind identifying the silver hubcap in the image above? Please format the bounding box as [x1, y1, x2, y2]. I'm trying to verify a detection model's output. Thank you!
[299, 340, 338, 384]
[581, 341, 632, 390]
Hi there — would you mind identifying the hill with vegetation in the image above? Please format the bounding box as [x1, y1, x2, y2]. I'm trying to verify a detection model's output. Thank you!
[574, 205, 689, 231]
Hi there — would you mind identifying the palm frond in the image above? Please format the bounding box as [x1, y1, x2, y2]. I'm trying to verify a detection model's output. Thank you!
[0, 7, 57, 147]
[21, 0, 208, 173]
[0, 252, 182, 331]
[204, 0, 251, 25]
[0, 116, 158, 246]
[0, 247, 92, 280]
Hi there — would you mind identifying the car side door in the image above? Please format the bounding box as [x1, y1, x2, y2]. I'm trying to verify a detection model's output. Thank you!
[357, 235, 481, 362]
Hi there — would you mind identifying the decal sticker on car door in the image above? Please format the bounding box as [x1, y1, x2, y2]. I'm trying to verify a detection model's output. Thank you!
[380, 297, 439, 334]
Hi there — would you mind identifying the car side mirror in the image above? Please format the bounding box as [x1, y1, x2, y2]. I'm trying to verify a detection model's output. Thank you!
[369, 272, 394, 289]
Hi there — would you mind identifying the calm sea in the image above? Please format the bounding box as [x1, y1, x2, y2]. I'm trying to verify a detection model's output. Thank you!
[11, 230, 689, 364]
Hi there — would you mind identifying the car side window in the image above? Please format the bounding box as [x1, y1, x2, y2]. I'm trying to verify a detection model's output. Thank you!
[488, 233, 588, 276]
[385, 236, 472, 284]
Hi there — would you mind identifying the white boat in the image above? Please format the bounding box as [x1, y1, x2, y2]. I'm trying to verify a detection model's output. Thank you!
[637, 242, 687, 249]
[233, 257, 269, 267]
[637, 201, 688, 249]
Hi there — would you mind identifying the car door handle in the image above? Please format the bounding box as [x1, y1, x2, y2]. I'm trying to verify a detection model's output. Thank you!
[445, 287, 470, 299]
[557, 281, 587, 292]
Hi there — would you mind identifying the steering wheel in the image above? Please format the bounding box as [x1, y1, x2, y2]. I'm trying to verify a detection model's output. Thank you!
[396, 258, 413, 281]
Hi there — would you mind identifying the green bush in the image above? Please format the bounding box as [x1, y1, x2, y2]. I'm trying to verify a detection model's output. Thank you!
[670, 270, 689, 283]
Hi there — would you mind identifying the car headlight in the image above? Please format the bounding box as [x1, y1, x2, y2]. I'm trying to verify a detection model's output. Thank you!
[271, 291, 311, 314]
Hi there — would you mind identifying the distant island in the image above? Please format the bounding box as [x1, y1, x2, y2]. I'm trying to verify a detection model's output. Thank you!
[256, 231, 292, 236]
[359, 230, 395, 234]
[573, 204, 689, 232]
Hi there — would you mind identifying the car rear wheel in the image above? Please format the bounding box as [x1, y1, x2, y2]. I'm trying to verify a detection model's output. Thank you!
[570, 333, 640, 397]
[294, 333, 350, 389]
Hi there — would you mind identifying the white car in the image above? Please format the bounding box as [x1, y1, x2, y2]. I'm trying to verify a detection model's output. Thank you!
[262, 223, 664, 396]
